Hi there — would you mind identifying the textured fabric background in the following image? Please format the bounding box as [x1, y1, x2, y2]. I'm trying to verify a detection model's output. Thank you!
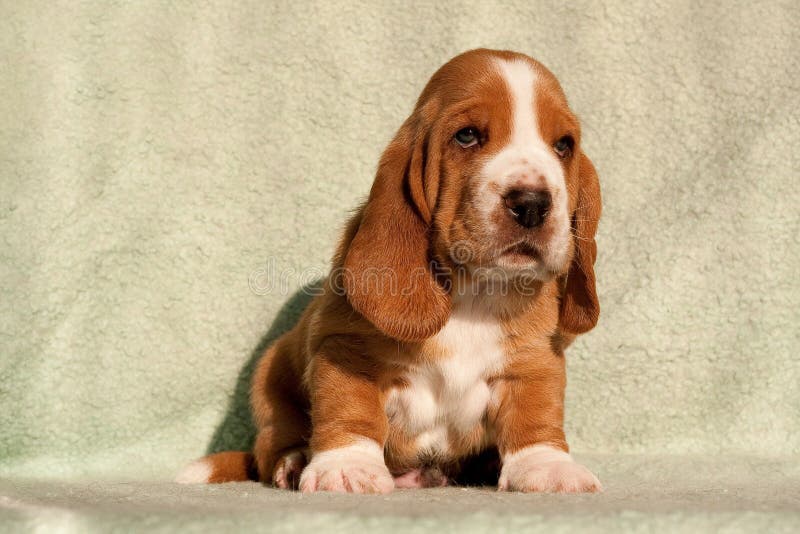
[2, 457, 799, 533]
[1, 0, 798, 500]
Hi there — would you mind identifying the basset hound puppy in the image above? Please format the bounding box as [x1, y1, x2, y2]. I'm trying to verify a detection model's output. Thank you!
[178, 48, 602, 493]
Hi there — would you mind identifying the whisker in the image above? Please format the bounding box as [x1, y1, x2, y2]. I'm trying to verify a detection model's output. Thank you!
[573, 204, 600, 215]
[570, 231, 593, 242]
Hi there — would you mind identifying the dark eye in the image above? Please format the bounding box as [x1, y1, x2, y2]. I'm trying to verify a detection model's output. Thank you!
[553, 136, 574, 158]
[454, 127, 480, 148]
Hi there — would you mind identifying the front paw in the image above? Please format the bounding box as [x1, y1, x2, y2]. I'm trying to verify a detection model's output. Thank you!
[299, 439, 394, 494]
[498, 444, 602, 493]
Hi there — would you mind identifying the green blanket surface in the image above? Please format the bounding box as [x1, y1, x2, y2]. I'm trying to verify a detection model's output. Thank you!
[1, 0, 798, 531]
[2, 457, 799, 533]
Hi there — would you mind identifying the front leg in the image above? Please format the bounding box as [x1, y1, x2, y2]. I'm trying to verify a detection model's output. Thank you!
[299, 340, 394, 494]
[493, 350, 601, 493]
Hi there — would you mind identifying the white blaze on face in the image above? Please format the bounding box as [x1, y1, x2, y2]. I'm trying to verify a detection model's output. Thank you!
[478, 58, 571, 271]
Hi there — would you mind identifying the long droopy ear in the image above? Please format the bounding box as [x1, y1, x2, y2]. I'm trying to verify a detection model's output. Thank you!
[342, 116, 451, 342]
[559, 152, 602, 335]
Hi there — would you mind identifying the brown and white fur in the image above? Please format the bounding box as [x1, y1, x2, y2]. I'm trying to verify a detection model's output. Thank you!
[177, 49, 603, 494]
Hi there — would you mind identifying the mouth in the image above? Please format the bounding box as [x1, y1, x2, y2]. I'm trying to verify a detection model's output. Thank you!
[498, 242, 541, 265]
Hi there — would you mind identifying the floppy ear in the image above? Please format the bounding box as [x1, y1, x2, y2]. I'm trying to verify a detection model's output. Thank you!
[559, 152, 602, 335]
[342, 116, 451, 342]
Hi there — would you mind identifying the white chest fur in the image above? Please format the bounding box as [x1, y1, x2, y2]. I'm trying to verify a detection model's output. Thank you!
[385, 299, 507, 456]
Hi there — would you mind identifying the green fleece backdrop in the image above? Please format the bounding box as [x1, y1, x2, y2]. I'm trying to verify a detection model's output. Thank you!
[1, 0, 799, 531]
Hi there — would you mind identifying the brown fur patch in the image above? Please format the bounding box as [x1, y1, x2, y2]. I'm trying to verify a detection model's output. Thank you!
[203, 451, 258, 483]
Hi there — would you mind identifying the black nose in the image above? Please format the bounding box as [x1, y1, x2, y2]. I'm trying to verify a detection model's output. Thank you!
[504, 189, 552, 229]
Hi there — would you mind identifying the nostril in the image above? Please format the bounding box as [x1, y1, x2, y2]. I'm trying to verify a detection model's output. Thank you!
[503, 189, 552, 229]
[537, 191, 552, 214]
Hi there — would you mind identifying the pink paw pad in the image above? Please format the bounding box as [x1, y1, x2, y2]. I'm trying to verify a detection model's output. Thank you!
[273, 450, 307, 490]
[393, 467, 449, 488]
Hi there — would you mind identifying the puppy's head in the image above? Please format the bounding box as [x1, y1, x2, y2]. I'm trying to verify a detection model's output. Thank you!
[342, 49, 601, 341]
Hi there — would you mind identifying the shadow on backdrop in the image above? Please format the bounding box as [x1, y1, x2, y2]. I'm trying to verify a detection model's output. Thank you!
[205, 280, 323, 455]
